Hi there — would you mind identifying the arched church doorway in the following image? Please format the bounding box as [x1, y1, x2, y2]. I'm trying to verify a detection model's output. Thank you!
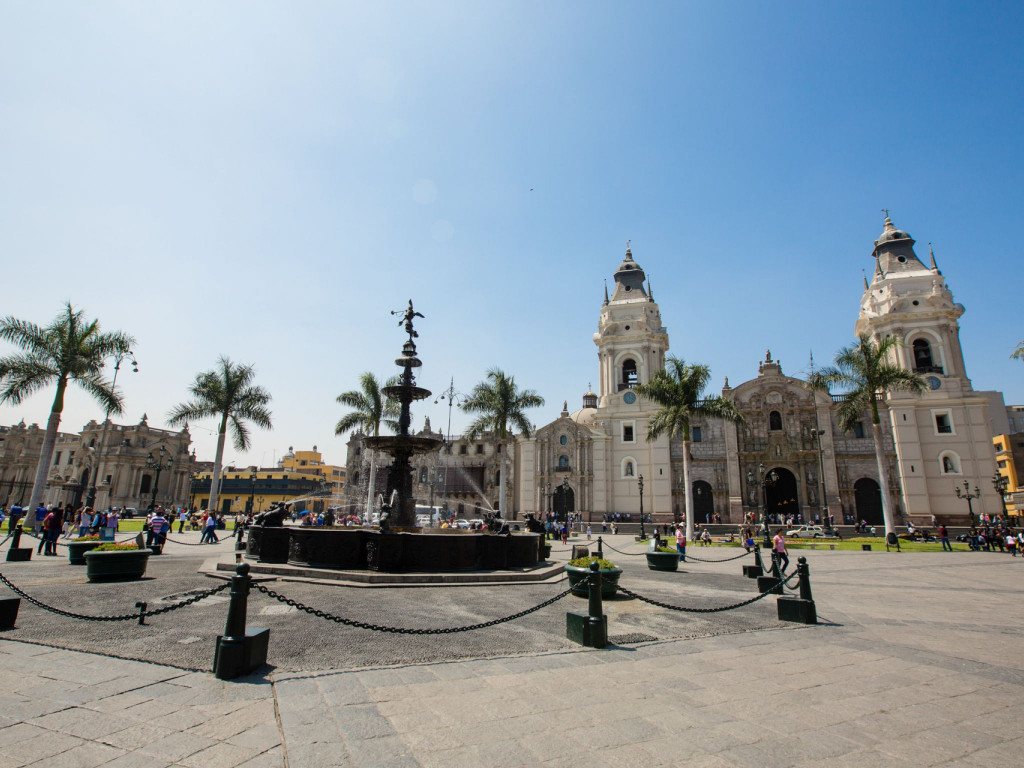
[764, 467, 799, 522]
[553, 483, 575, 521]
[693, 481, 714, 523]
[853, 477, 883, 526]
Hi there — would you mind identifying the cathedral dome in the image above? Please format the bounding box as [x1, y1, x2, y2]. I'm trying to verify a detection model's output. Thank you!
[570, 407, 598, 426]
[873, 216, 915, 252]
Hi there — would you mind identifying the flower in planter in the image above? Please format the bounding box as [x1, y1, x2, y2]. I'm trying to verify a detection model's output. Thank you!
[568, 555, 617, 570]
[92, 542, 140, 552]
[76, 534, 101, 542]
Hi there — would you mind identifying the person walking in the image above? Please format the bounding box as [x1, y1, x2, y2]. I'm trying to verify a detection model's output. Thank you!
[773, 530, 790, 573]
[177, 508, 187, 534]
[203, 511, 220, 544]
[675, 525, 687, 562]
[148, 508, 168, 553]
[939, 524, 952, 552]
[106, 509, 119, 538]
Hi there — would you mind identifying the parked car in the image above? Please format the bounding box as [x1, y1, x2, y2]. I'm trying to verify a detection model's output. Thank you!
[455, 519, 470, 529]
[122, 507, 139, 519]
[784, 525, 836, 538]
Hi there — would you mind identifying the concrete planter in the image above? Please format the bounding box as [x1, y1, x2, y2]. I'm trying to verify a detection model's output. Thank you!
[84, 549, 151, 582]
[565, 564, 621, 599]
[67, 540, 103, 565]
[646, 551, 680, 572]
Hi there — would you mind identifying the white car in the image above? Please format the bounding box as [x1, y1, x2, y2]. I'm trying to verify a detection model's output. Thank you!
[455, 519, 470, 529]
[784, 525, 831, 538]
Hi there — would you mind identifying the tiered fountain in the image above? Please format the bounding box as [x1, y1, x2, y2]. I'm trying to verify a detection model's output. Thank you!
[245, 302, 543, 574]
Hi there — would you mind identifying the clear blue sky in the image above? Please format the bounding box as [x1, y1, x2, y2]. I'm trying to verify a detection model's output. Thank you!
[1, 1, 1022, 467]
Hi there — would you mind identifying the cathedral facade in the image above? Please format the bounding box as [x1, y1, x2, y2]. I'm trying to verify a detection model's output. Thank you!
[516, 218, 1000, 526]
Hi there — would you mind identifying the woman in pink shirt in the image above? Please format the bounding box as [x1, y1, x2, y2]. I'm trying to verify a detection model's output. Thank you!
[772, 531, 789, 572]
[675, 526, 686, 562]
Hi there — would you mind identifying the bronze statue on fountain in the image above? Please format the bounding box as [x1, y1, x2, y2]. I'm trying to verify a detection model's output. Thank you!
[245, 301, 543, 572]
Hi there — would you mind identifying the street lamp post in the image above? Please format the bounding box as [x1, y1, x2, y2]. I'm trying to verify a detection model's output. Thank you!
[954, 480, 981, 523]
[638, 474, 646, 540]
[992, 472, 1009, 522]
[434, 377, 466, 512]
[85, 349, 138, 509]
[145, 447, 173, 510]
[747, 463, 779, 548]
[811, 429, 832, 532]
[247, 470, 257, 514]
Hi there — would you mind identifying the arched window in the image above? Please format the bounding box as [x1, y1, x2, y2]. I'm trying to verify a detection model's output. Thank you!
[940, 451, 961, 475]
[558, 455, 569, 469]
[913, 339, 934, 371]
[621, 358, 638, 388]
[769, 411, 783, 431]
[139, 474, 152, 494]
[351, 471, 360, 486]
[419, 467, 428, 484]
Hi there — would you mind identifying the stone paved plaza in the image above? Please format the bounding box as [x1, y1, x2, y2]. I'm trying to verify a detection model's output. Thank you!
[1, 532, 1023, 766]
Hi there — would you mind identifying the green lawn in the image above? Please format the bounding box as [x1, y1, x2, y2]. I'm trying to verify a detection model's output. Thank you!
[636, 536, 974, 553]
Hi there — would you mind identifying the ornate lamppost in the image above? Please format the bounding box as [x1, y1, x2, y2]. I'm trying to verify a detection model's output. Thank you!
[954, 480, 981, 524]
[145, 446, 174, 510]
[747, 463, 779, 548]
[992, 471, 1009, 523]
[638, 473, 646, 540]
[247, 469, 257, 514]
[434, 377, 466, 507]
[85, 349, 138, 509]
[810, 429, 832, 532]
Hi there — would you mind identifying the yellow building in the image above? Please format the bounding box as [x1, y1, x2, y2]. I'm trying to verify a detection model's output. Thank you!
[993, 433, 1024, 520]
[191, 446, 345, 514]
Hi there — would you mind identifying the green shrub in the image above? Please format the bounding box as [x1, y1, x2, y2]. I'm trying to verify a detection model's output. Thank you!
[568, 555, 618, 570]
[75, 534, 100, 542]
[656, 546, 677, 554]
[92, 542, 140, 552]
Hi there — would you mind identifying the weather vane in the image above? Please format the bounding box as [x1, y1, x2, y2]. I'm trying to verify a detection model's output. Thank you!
[881, 208, 890, 220]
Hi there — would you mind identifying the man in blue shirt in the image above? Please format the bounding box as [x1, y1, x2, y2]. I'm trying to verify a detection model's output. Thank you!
[33, 503, 47, 533]
[8, 503, 23, 532]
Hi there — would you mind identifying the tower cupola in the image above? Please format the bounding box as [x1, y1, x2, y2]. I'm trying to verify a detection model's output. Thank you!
[611, 242, 649, 301]
[872, 212, 926, 275]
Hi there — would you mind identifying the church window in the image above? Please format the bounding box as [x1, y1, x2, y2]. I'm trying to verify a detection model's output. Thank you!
[558, 455, 569, 469]
[475, 444, 484, 454]
[769, 411, 783, 431]
[897, 255, 907, 263]
[692, 427, 702, 443]
[621, 359, 638, 388]
[934, 411, 953, 435]
[140, 474, 152, 494]
[459, 444, 468, 455]
[419, 467, 428, 484]
[913, 339, 935, 372]
[559, 434, 568, 446]
[53, 451, 62, 466]
[853, 422, 865, 439]
[68, 451, 75, 465]
[622, 422, 635, 443]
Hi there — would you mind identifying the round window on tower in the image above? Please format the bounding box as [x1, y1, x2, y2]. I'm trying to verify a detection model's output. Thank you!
[897, 255, 908, 263]
[624, 325, 630, 331]
[559, 435, 568, 445]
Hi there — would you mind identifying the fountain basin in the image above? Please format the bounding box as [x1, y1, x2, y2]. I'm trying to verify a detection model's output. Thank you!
[362, 434, 444, 455]
[247, 527, 541, 571]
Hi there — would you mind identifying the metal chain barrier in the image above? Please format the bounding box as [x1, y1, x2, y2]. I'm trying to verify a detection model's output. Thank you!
[599, 541, 648, 556]
[0, 572, 230, 621]
[162, 535, 229, 546]
[683, 549, 752, 563]
[252, 581, 578, 634]
[23, 531, 68, 548]
[615, 570, 799, 614]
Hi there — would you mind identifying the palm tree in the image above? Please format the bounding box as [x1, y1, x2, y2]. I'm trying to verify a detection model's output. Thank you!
[635, 358, 743, 542]
[808, 334, 925, 538]
[462, 368, 544, 520]
[1012, 341, 1024, 361]
[0, 304, 135, 519]
[334, 372, 399, 517]
[168, 357, 272, 514]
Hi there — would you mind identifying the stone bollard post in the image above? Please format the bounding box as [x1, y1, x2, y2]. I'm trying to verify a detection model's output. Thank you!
[6, 526, 31, 562]
[777, 555, 817, 624]
[743, 543, 765, 579]
[756, 551, 784, 596]
[566, 561, 608, 648]
[213, 563, 270, 680]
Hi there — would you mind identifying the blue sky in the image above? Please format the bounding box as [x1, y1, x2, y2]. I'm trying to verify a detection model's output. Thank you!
[1, 1, 1022, 467]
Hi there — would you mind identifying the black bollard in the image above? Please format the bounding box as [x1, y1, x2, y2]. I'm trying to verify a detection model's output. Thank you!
[757, 551, 784, 596]
[566, 561, 608, 648]
[743, 543, 764, 579]
[6, 527, 31, 562]
[213, 563, 270, 680]
[135, 601, 147, 626]
[596, 536, 603, 559]
[777, 556, 817, 624]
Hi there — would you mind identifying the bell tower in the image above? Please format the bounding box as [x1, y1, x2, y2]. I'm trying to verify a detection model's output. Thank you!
[855, 215, 998, 522]
[591, 243, 672, 521]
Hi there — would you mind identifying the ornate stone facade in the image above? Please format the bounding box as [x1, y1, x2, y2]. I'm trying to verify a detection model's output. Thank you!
[0, 415, 194, 511]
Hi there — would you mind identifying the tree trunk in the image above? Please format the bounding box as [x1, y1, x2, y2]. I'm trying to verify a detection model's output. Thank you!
[207, 427, 228, 514]
[365, 451, 377, 519]
[871, 420, 896, 538]
[682, 439, 694, 542]
[27, 379, 67, 529]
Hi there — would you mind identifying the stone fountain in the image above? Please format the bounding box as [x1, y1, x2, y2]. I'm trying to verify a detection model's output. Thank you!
[244, 302, 543, 574]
